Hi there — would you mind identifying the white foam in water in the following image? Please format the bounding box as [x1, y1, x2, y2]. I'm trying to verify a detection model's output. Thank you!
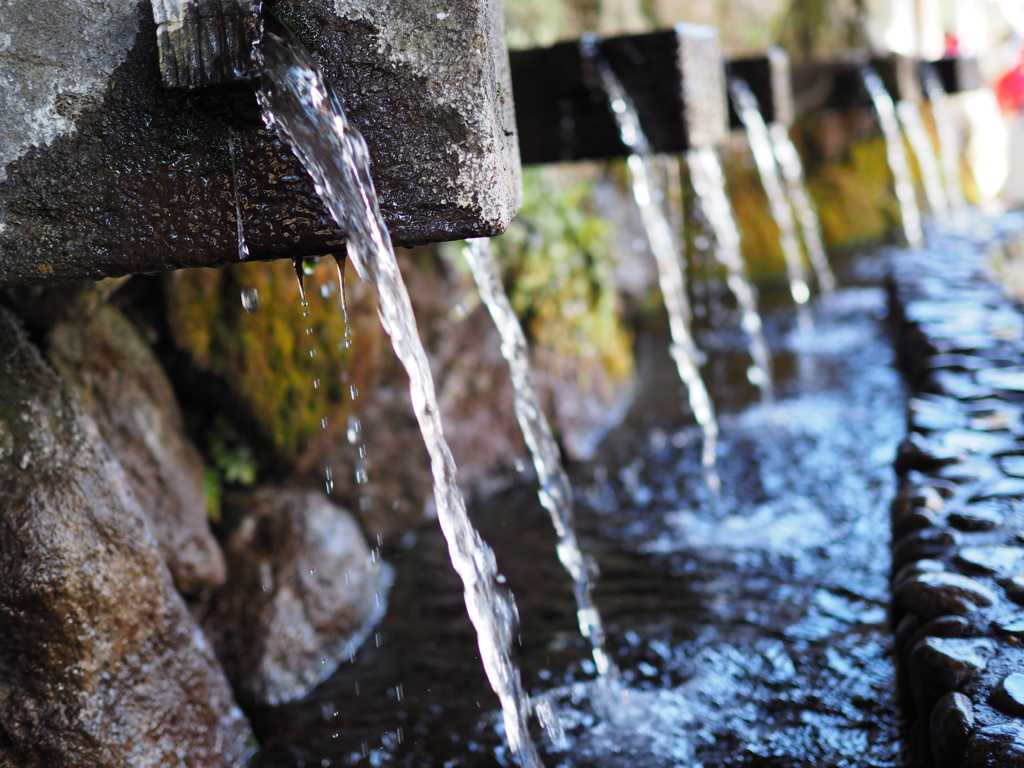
[256, 20, 542, 767]
[464, 238, 616, 681]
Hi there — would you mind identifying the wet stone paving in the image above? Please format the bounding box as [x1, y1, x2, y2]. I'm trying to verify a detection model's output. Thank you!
[889, 212, 1024, 768]
[252, 213, 1024, 768]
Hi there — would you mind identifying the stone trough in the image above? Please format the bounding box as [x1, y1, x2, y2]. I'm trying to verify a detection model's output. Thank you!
[889, 221, 1024, 767]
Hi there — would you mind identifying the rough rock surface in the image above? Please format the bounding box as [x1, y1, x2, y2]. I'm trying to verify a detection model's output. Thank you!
[196, 488, 390, 705]
[47, 301, 226, 596]
[0, 0, 520, 287]
[0, 306, 251, 767]
[888, 216, 1024, 768]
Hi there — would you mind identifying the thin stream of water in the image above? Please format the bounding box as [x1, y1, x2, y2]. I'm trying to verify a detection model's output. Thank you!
[860, 66, 924, 248]
[895, 99, 948, 215]
[463, 238, 614, 686]
[728, 79, 811, 325]
[921, 64, 967, 210]
[686, 145, 775, 403]
[256, 19, 542, 767]
[768, 123, 836, 294]
[228, 130, 250, 261]
[578, 36, 720, 486]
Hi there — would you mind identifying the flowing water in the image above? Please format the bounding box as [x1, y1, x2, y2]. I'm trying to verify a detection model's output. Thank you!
[256, 20, 542, 767]
[579, 36, 720, 485]
[768, 123, 836, 295]
[921, 65, 967, 210]
[686, 145, 775, 403]
[727, 79, 811, 325]
[895, 99, 948, 215]
[860, 67, 924, 248]
[250, 250, 905, 768]
[462, 237, 614, 684]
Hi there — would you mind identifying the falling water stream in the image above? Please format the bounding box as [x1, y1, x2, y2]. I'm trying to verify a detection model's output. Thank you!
[686, 145, 775, 403]
[462, 237, 614, 687]
[767, 123, 836, 295]
[860, 66, 924, 248]
[921, 65, 967, 210]
[579, 36, 720, 485]
[728, 79, 811, 324]
[895, 99, 948, 215]
[256, 19, 542, 767]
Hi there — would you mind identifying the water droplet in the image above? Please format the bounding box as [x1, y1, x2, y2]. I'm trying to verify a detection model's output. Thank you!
[356, 467, 368, 484]
[313, 379, 321, 389]
[374, 632, 381, 647]
[309, 349, 316, 358]
[240, 288, 259, 312]
[305, 327, 313, 335]
[358, 444, 367, 458]
[321, 417, 328, 429]
[346, 417, 361, 444]
[350, 384, 359, 400]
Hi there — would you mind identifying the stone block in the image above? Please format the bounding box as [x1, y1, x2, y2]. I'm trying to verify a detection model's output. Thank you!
[0, 0, 520, 287]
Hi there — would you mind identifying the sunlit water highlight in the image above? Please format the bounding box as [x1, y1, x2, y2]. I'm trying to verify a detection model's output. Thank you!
[767, 123, 836, 295]
[250, 258, 905, 768]
[921, 65, 967, 210]
[579, 35, 720, 486]
[686, 145, 775, 403]
[463, 238, 615, 685]
[860, 66, 924, 248]
[728, 79, 811, 325]
[895, 99, 948, 215]
[256, 19, 541, 766]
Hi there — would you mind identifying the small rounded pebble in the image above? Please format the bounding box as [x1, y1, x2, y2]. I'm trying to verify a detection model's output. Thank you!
[930, 692, 975, 768]
[992, 612, 1024, 638]
[905, 616, 970, 663]
[896, 572, 997, 620]
[909, 637, 995, 713]
[894, 509, 943, 540]
[963, 723, 1024, 767]
[956, 546, 1024, 577]
[1002, 574, 1024, 605]
[894, 559, 946, 589]
[992, 673, 1024, 717]
[948, 505, 1004, 532]
[972, 477, 1024, 500]
[892, 528, 962, 570]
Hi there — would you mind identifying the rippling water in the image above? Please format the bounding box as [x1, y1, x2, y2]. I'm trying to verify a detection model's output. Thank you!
[251, 254, 906, 767]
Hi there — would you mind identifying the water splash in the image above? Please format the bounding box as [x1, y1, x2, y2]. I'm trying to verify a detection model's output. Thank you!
[921, 64, 967, 210]
[768, 123, 836, 295]
[464, 237, 615, 683]
[728, 79, 811, 325]
[228, 130, 250, 261]
[860, 66, 924, 248]
[579, 35, 720, 485]
[240, 287, 259, 313]
[256, 19, 542, 767]
[686, 145, 775, 403]
[895, 99, 948, 214]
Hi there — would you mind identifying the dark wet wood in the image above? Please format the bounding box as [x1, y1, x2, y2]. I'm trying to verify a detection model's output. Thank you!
[152, 0, 262, 89]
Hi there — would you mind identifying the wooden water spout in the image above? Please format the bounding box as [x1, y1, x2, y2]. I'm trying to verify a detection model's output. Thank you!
[509, 24, 730, 164]
[0, 0, 520, 287]
[152, 0, 262, 89]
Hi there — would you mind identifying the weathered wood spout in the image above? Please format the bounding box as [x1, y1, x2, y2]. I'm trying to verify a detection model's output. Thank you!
[509, 24, 729, 164]
[725, 48, 794, 129]
[0, 0, 520, 288]
[152, 0, 262, 89]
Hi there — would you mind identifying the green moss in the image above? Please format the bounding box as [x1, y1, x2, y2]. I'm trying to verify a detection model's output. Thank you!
[489, 166, 634, 384]
[165, 258, 356, 458]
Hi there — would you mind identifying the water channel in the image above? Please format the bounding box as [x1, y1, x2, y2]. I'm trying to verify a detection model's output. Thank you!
[250, 247, 906, 767]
